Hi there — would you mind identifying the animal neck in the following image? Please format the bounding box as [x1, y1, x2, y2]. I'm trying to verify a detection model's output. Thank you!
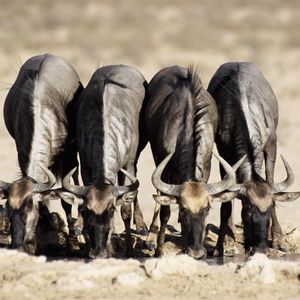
[177, 143, 196, 182]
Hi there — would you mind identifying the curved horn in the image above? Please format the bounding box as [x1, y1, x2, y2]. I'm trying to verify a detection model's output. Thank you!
[227, 154, 247, 191]
[58, 191, 84, 206]
[232, 154, 247, 172]
[151, 151, 181, 197]
[272, 155, 294, 193]
[62, 168, 90, 197]
[112, 169, 139, 197]
[0, 180, 11, 191]
[32, 164, 56, 192]
[205, 152, 241, 195]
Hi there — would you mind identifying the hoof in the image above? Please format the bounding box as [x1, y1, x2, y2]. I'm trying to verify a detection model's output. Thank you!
[136, 227, 148, 236]
[23, 242, 36, 255]
[145, 240, 157, 250]
[187, 247, 206, 260]
[67, 236, 81, 256]
[88, 248, 111, 259]
[213, 248, 223, 257]
[250, 247, 270, 256]
[224, 235, 235, 247]
[278, 245, 287, 252]
[166, 224, 179, 233]
[272, 239, 287, 252]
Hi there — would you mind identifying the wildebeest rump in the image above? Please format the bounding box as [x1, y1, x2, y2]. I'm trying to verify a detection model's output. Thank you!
[62, 65, 148, 258]
[0, 54, 83, 254]
[208, 62, 300, 255]
[141, 66, 241, 259]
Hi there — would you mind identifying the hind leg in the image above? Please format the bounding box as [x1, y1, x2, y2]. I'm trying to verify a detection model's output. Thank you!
[132, 164, 147, 236]
[155, 204, 170, 257]
[130, 162, 147, 236]
[214, 161, 236, 256]
[145, 201, 160, 250]
[133, 196, 148, 236]
[264, 143, 285, 251]
[60, 200, 81, 256]
[120, 202, 133, 257]
[61, 153, 82, 256]
[214, 201, 234, 256]
[119, 164, 137, 257]
[224, 200, 236, 246]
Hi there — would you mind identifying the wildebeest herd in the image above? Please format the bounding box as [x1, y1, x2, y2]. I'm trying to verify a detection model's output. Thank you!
[0, 53, 299, 259]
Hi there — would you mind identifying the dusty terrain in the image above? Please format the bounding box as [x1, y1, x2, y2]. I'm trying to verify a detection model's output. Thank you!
[0, 0, 299, 299]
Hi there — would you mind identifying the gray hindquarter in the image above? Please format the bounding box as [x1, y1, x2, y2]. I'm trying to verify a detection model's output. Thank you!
[103, 66, 146, 182]
[78, 65, 147, 184]
[209, 62, 278, 180]
[27, 54, 81, 181]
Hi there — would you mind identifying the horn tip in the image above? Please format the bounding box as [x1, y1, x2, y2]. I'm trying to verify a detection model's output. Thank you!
[212, 150, 218, 158]
[71, 167, 78, 174]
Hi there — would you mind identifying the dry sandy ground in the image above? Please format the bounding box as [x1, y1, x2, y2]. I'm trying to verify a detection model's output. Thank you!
[0, 0, 300, 299]
[0, 249, 299, 300]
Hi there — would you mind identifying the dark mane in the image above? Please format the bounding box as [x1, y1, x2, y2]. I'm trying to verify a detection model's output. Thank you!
[252, 171, 265, 183]
[77, 73, 105, 185]
[170, 66, 210, 181]
[187, 65, 203, 101]
[187, 66, 212, 180]
[188, 66, 210, 131]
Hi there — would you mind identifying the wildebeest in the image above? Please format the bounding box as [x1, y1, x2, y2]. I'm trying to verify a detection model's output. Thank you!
[62, 65, 148, 258]
[141, 66, 242, 259]
[208, 62, 300, 255]
[0, 54, 83, 254]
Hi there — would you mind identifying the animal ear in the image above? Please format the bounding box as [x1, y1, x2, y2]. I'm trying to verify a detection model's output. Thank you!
[58, 191, 84, 219]
[273, 191, 300, 202]
[0, 189, 8, 200]
[0, 190, 7, 208]
[58, 191, 74, 202]
[239, 186, 247, 196]
[212, 191, 239, 203]
[152, 194, 177, 206]
[58, 191, 84, 206]
[42, 191, 60, 201]
[41, 192, 69, 227]
[115, 190, 138, 206]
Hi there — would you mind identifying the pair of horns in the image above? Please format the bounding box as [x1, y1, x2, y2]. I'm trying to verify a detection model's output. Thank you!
[152, 151, 297, 201]
[62, 168, 139, 197]
[152, 151, 245, 196]
[0, 164, 56, 193]
[232, 155, 296, 197]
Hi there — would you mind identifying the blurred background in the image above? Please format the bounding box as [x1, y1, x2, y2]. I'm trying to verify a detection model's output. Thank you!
[0, 0, 299, 229]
